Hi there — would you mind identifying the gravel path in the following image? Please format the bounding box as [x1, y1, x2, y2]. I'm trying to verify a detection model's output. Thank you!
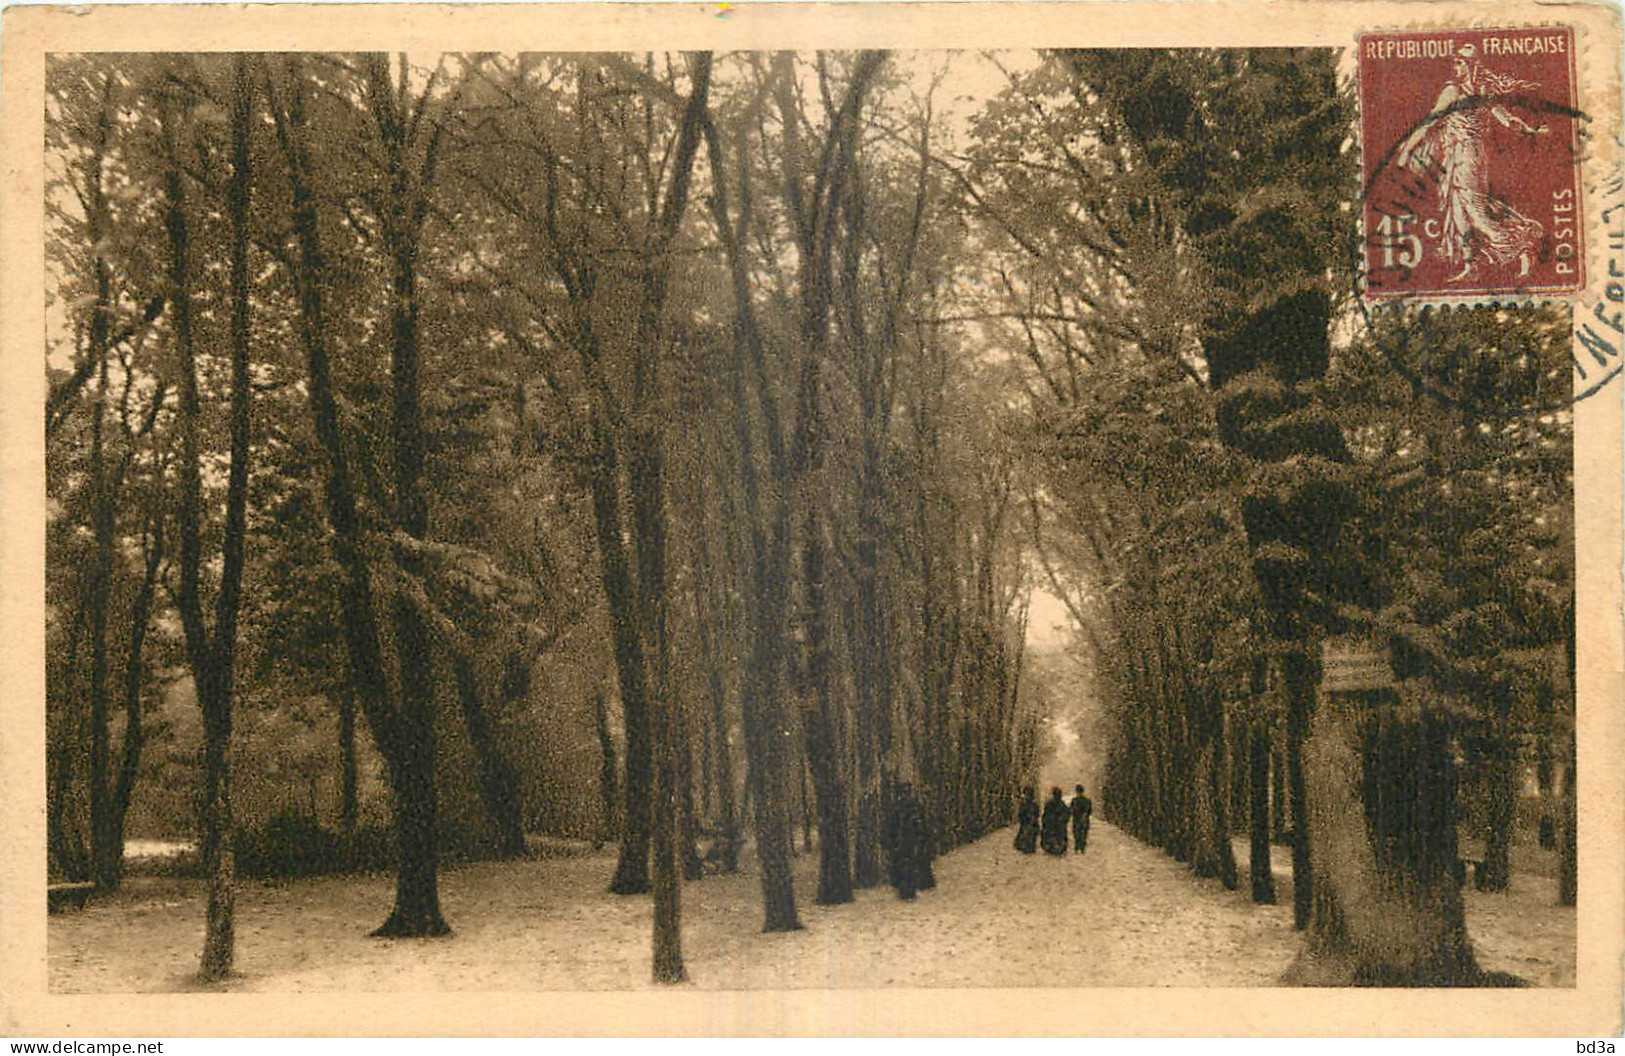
[48, 821, 1571, 991]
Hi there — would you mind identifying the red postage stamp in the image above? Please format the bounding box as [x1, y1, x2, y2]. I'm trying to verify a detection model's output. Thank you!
[1358, 27, 1585, 302]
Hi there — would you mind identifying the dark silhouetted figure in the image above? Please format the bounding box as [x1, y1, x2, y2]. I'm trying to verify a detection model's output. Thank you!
[883, 781, 931, 900]
[1014, 787, 1040, 854]
[1070, 785, 1093, 855]
[1041, 787, 1069, 855]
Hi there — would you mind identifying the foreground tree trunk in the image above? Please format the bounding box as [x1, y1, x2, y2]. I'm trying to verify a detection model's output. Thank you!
[651, 671, 686, 982]
[163, 61, 255, 978]
[84, 348, 117, 892]
[1272, 736, 1290, 844]
[365, 52, 461, 937]
[625, 53, 712, 977]
[799, 478, 854, 905]
[77, 75, 122, 893]
[268, 57, 447, 937]
[1284, 694, 1485, 985]
[590, 415, 653, 896]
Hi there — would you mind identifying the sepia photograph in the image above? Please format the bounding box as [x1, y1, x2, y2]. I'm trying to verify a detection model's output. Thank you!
[3, 0, 1622, 1038]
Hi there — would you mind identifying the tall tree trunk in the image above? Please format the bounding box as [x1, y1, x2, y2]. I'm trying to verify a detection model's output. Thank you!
[379, 720, 446, 936]
[650, 686, 686, 982]
[378, 599, 445, 934]
[1186, 654, 1236, 885]
[1192, 706, 1238, 890]
[164, 60, 255, 977]
[850, 376, 889, 885]
[339, 682, 359, 833]
[85, 349, 117, 893]
[742, 540, 802, 930]
[800, 758, 814, 854]
[368, 53, 453, 937]
[700, 81, 799, 931]
[799, 503, 853, 905]
[793, 237, 853, 900]
[1249, 714, 1276, 904]
[1229, 712, 1248, 833]
[269, 57, 440, 937]
[635, 414, 685, 978]
[197, 686, 236, 981]
[109, 497, 165, 886]
[72, 71, 119, 894]
[633, 53, 711, 977]
[587, 414, 653, 896]
[1284, 649, 1315, 931]
[699, 684, 716, 825]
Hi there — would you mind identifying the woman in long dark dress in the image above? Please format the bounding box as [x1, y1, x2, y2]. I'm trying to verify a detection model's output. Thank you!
[883, 782, 932, 900]
[1014, 787, 1040, 854]
[1040, 787, 1069, 855]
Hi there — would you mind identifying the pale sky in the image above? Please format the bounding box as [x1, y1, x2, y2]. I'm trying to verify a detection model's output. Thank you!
[1024, 585, 1075, 652]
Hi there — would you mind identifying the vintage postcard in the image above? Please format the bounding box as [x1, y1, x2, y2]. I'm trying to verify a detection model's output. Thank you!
[1, 0, 1621, 1038]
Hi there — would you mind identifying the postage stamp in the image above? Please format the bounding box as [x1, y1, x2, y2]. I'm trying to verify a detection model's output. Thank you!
[1359, 26, 1585, 303]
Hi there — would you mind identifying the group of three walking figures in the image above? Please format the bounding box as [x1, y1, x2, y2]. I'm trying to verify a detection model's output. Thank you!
[1015, 785, 1091, 857]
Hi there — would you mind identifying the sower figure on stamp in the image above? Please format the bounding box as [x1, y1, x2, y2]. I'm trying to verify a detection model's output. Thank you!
[1395, 42, 1549, 282]
[1014, 786, 1040, 854]
[1070, 784, 1093, 855]
[1041, 787, 1070, 855]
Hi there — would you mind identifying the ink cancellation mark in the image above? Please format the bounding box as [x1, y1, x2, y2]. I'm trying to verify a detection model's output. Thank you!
[1573, 164, 1625, 401]
[1358, 27, 1585, 303]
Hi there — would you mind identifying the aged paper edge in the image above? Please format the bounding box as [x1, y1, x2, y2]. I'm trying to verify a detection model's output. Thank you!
[1, 0, 1620, 1038]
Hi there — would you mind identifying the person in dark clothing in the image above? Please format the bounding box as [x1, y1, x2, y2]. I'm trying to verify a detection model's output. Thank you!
[1070, 784, 1093, 855]
[1040, 787, 1069, 855]
[1014, 786, 1040, 854]
[883, 781, 931, 900]
[907, 783, 936, 891]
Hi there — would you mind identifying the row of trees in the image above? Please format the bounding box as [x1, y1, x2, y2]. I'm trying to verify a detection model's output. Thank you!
[965, 50, 1576, 985]
[45, 51, 1044, 984]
